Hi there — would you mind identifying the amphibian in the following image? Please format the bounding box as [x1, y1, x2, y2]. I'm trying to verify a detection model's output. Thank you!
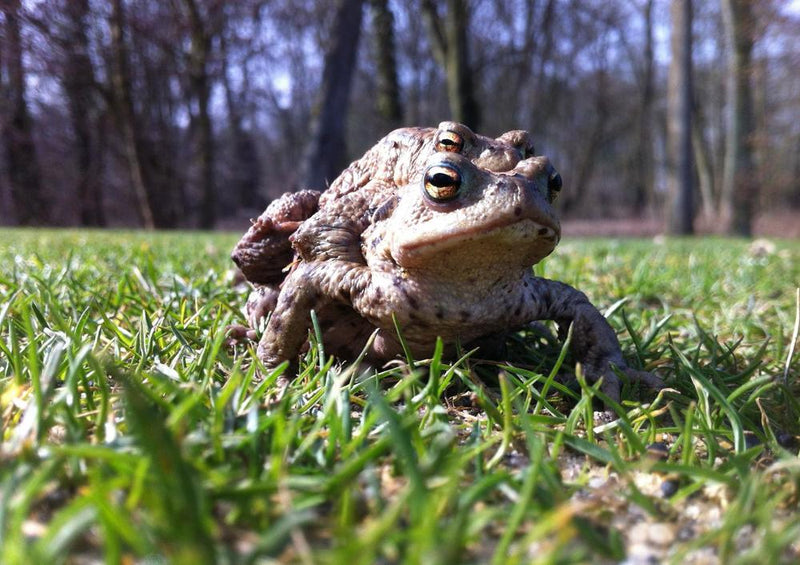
[231, 122, 662, 400]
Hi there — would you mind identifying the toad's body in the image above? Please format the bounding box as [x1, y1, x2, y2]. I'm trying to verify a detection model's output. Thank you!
[232, 122, 661, 399]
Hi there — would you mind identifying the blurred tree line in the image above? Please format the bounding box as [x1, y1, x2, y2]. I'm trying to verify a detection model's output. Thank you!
[0, 0, 798, 234]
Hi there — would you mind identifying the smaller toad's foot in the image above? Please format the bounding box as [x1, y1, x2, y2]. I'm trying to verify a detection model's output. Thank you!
[224, 323, 258, 348]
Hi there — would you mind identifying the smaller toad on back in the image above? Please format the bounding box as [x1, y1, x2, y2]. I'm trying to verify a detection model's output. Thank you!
[232, 122, 662, 401]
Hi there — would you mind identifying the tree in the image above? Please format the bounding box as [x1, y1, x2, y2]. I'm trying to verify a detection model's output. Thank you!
[219, 8, 260, 211]
[631, 0, 656, 214]
[109, 0, 155, 228]
[420, 0, 480, 130]
[692, 102, 716, 223]
[181, 0, 217, 228]
[1, 0, 797, 230]
[369, 0, 403, 129]
[0, 0, 48, 225]
[300, 0, 365, 190]
[62, 0, 105, 226]
[666, 0, 694, 235]
[720, 0, 757, 236]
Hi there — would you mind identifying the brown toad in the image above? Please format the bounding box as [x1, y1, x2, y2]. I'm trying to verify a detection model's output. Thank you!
[231, 122, 662, 400]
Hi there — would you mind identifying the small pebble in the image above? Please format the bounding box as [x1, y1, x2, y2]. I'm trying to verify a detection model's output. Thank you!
[646, 442, 670, 461]
[744, 432, 761, 449]
[593, 411, 615, 425]
[776, 432, 797, 450]
[660, 477, 680, 498]
[588, 476, 607, 489]
[647, 522, 676, 546]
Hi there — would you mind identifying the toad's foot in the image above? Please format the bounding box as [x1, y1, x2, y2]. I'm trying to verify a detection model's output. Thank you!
[584, 360, 664, 404]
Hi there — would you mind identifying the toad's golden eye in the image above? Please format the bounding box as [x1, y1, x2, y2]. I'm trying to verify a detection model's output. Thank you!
[548, 171, 562, 203]
[423, 164, 462, 202]
[435, 131, 464, 153]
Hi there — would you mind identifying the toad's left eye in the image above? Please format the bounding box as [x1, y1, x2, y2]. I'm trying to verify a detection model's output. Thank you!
[435, 131, 464, 153]
[423, 164, 462, 202]
[548, 171, 562, 202]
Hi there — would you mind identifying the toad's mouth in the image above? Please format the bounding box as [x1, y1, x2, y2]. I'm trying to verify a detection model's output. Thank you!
[392, 215, 560, 269]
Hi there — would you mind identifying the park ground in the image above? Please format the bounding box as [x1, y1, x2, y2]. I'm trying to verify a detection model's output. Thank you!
[1, 229, 799, 563]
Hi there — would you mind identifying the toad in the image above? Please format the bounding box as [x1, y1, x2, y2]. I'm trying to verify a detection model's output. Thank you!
[231, 122, 662, 401]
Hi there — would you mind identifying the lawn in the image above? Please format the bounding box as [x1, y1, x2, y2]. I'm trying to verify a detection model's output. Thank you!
[1, 229, 799, 564]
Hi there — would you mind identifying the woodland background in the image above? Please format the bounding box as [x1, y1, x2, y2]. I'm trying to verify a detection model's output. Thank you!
[0, 0, 798, 236]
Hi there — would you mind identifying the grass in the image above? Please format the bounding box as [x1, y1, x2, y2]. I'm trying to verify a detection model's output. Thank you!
[1, 228, 799, 564]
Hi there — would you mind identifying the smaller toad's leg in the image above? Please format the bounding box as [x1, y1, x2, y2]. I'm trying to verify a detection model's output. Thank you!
[245, 285, 280, 330]
[253, 190, 388, 372]
[231, 190, 321, 285]
[519, 277, 663, 402]
[229, 191, 321, 350]
[256, 262, 371, 371]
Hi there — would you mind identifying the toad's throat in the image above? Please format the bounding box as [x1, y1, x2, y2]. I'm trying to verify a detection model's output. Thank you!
[393, 216, 560, 268]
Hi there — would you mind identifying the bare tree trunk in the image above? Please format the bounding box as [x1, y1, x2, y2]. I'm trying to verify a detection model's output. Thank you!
[562, 78, 610, 215]
[369, 0, 403, 129]
[420, 0, 481, 130]
[720, 0, 757, 236]
[666, 0, 694, 235]
[300, 0, 364, 190]
[109, 0, 155, 229]
[63, 0, 105, 226]
[219, 28, 260, 211]
[632, 0, 655, 214]
[134, 23, 183, 229]
[183, 0, 216, 229]
[444, 0, 480, 130]
[532, 0, 557, 100]
[691, 109, 715, 222]
[566, 120, 605, 214]
[792, 134, 800, 208]
[1, 0, 49, 225]
[524, 0, 557, 136]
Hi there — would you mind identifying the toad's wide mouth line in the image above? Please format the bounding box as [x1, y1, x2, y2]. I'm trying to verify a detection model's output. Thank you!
[395, 216, 560, 258]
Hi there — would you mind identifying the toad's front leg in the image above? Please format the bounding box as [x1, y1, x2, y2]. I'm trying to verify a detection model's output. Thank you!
[256, 262, 371, 372]
[519, 277, 664, 402]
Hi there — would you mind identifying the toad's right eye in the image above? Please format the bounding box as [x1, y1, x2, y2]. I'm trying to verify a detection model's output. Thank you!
[423, 164, 462, 202]
[435, 131, 464, 153]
